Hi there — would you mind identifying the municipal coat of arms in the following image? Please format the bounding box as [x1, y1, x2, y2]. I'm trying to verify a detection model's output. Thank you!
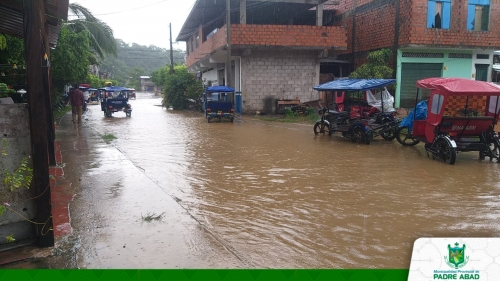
[444, 242, 469, 269]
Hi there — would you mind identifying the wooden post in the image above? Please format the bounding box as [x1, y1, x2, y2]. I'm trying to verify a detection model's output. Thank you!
[44, 30, 56, 166]
[169, 23, 175, 74]
[23, 0, 54, 247]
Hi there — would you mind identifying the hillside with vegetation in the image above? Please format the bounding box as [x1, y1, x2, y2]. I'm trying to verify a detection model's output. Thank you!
[99, 39, 185, 88]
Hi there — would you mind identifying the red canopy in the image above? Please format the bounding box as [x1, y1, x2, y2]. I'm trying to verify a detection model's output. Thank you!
[417, 77, 500, 96]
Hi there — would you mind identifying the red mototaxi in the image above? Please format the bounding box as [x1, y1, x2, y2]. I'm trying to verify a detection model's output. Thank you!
[396, 77, 500, 165]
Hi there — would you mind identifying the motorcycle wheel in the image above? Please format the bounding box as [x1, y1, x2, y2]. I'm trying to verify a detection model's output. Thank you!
[126, 112, 131, 117]
[380, 117, 396, 141]
[479, 142, 499, 161]
[395, 126, 420, 146]
[435, 139, 456, 165]
[313, 122, 330, 136]
[351, 126, 370, 145]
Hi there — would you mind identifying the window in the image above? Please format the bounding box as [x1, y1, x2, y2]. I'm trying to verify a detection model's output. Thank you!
[427, 0, 451, 29]
[488, 96, 500, 114]
[196, 36, 199, 48]
[431, 94, 444, 114]
[467, 0, 490, 31]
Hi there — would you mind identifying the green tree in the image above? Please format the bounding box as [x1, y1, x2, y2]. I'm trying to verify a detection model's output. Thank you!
[51, 26, 91, 92]
[65, 3, 117, 59]
[0, 34, 25, 87]
[160, 65, 204, 110]
[0, 34, 6, 50]
[85, 74, 102, 89]
[150, 67, 170, 87]
[349, 49, 393, 79]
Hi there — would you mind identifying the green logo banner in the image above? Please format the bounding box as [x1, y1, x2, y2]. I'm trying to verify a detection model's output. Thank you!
[0, 269, 409, 281]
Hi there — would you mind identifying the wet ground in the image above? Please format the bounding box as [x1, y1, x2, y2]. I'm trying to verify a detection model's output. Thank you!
[14, 92, 500, 268]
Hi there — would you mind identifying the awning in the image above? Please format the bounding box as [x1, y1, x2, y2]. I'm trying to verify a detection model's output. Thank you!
[313, 79, 396, 91]
[206, 86, 235, 92]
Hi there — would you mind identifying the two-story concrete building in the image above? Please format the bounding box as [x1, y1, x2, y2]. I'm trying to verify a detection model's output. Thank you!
[177, 0, 348, 113]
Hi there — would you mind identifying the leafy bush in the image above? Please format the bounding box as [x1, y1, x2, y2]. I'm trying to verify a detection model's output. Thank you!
[0, 83, 15, 98]
[285, 108, 298, 118]
[161, 65, 204, 110]
[349, 49, 393, 79]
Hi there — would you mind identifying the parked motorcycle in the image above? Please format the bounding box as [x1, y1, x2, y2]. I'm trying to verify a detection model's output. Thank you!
[313, 107, 349, 136]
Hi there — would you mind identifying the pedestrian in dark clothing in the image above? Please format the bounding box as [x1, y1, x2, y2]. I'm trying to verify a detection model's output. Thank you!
[68, 84, 85, 125]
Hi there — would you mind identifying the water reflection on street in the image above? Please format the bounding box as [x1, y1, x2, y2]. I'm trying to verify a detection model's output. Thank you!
[85, 92, 500, 268]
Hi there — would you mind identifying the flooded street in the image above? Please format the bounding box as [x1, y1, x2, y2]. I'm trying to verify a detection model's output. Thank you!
[72, 92, 500, 268]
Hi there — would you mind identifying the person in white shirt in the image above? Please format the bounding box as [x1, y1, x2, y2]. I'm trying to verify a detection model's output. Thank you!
[83, 90, 90, 102]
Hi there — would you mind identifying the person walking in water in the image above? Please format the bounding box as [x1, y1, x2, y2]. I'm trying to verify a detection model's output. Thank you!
[69, 84, 85, 125]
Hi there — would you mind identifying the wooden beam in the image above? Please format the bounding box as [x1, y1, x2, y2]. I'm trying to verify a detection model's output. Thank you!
[23, 0, 54, 247]
[44, 20, 56, 166]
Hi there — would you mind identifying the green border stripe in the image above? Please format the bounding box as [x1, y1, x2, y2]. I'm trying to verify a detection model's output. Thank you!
[0, 269, 409, 281]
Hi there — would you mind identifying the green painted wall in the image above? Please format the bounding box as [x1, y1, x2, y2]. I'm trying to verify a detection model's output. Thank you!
[395, 49, 472, 107]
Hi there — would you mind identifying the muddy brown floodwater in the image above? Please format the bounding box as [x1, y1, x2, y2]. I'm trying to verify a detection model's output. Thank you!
[77, 92, 500, 268]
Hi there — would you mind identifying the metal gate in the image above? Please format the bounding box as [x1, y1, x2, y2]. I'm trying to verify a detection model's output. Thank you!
[400, 63, 442, 108]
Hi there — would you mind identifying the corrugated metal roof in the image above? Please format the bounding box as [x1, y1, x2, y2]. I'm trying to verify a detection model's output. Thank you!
[0, 4, 23, 38]
[0, 0, 69, 46]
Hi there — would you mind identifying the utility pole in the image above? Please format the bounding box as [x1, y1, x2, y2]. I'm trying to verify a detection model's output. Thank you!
[169, 23, 175, 74]
[226, 0, 233, 88]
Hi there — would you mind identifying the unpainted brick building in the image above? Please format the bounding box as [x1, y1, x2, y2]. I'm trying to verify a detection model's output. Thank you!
[335, 0, 500, 108]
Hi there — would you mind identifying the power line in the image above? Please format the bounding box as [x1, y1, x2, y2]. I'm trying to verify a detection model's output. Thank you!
[68, 0, 173, 17]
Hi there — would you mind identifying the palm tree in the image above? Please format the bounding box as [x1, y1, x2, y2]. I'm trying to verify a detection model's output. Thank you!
[65, 3, 117, 59]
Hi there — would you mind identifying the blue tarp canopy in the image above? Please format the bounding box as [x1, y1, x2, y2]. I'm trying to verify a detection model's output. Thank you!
[98, 86, 129, 92]
[313, 79, 396, 91]
[400, 100, 428, 131]
[206, 86, 234, 92]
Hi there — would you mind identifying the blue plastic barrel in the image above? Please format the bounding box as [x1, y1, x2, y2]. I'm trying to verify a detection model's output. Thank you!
[235, 92, 242, 113]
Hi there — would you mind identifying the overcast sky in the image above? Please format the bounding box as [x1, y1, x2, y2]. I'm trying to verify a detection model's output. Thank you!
[69, 0, 196, 50]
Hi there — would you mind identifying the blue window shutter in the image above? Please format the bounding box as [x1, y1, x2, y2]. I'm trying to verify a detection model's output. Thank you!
[469, 0, 490, 5]
[467, 4, 476, 30]
[442, 2, 451, 29]
[427, 1, 436, 28]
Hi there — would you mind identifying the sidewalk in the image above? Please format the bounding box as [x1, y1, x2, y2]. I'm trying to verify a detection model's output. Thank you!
[0, 110, 246, 268]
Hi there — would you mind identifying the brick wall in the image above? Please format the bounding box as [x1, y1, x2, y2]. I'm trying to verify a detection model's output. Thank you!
[354, 4, 397, 52]
[335, 0, 397, 58]
[241, 50, 319, 113]
[231, 24, 347, 49]
[403, 0, 500, 48]
[186, 23, 347, 71]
